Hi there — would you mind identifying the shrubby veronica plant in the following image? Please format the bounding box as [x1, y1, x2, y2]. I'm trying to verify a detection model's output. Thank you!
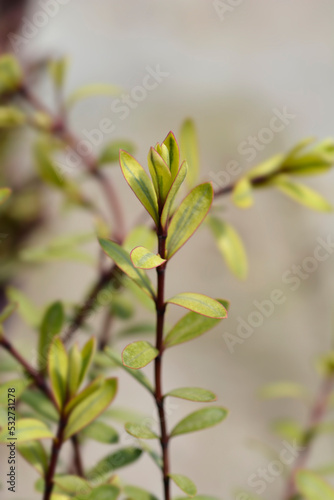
[0, 52, 334, 500]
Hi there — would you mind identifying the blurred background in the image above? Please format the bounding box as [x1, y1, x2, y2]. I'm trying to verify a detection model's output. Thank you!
[1, 1, 334, 498]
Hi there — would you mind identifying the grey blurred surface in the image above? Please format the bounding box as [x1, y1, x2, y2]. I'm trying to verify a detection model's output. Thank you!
[1, 1, 334, 498]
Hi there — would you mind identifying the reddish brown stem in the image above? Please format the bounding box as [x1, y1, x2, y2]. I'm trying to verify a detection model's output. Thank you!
[43, 413, 67, 500]
[284, 375, 334, 499]
[154, 227, 170, 500]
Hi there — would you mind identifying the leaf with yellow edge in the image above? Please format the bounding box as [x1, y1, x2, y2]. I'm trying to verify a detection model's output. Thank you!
[296, 470, 334, 500]
[120, 150, 159, 225]
[48, 338, 68, 410]
[271, 175, 332, 212]
[171, 407, 228, 437]
[125, 422, 158, 439]
[166, 183, 213, 259]
[246, 154, 284, 180]
[207, 216, 248, 280]
[0, 418, 54, 443]
[147, 147, 172, 204]
[232, 177, 253, 208]
[167, 293, 227, 319]
[122, 341, 158, 370]
[130, 246, 166, 270]
[169, 474, 197, 497]
[180, 119, 199, 187]
[161, 161, 188, 229]
[163, 131, 180, 180]
[0, 187, 11, 205]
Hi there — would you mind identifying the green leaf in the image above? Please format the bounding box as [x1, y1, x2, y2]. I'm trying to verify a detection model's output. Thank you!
[39, 301, 65, 371]
[110, 293, 135, 319]
[99, 239, 155, 299]
[148, 147, 172, 203]
[169, 474, 197, 497]
[20, 390, 59, 422]
[6, 286, 41, 328]
[271, 418, 303, 442]
[87, 447, 142, 482]
[271, 175, 332, 212]
[180, 119, 199, 187]
[170, 407, 228, 437]
[296, 470, 334, 500]
[81, 420, 119, 444]
[122, 341, 159, 370]
[0, 302, 17, 323]
[125, 422, 158, 439]
[130, 246, 166, 270]
[259, 382, 308, 400]
[124, 485, 158, 500]
[0, 379, 29, 405]
[34, 137, 65, 188]
[163, 131, 180, 180]
[161, 161, 188, 229]
[0, 187, 11, 205]
[166, 388, 216, 403]
[0, 418, 54, 443]
[99, 140, 136, 166]
[64, 378, 117, 440]
[123, 225, 156, 253]
[120, 150, 159, 225]
[166, 183, 213, 259]
[0, 54, 22, 95]
[17, 441, 48, 476]
[104, 348, 154, 393]
[67, 344, 82, 398]
[48, 57, 69, 89]
[78, 337, 96, 387]
[65, 376, 104, 415]
[232, 178, 254, 208]
[207, 216, 248, 280]
[167, 293, 228, 319]
[0, 106, 25, 127]
[246, 154, 284, 180]
[54, 475, 90, 495]
[164, 300, 229, 348]
[80, 485, 120, 500]
[66, 83, 121, 108]
[48, 338, 68, 409]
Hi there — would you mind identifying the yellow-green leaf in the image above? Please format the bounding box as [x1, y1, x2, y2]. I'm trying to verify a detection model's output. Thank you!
[161, 161, 188, 229]
[180, 119, 199, 187]
[0, 54, 22, 95]
[169, 474, 197, 497]
[66, 83, 121, 108]
[53, 475, 90, 495]
[171, 407, 228, 437]
[99, 140, 136, 166]
[48, 57, 69, 89]
[148, 147, 172, 204]
[0, 302, 17, 324]
[0, 187, 11, 205]
[163, 131, 180, 180]
[232, 177, 253, 208]
[130, 246, 166, 270]
[125, 422, 158, 439]
[246, 154, 284, 180]
[48, 338, 68, 409]
[99, 239, 155, 298]
[259, 381, 308, 400]
[166, 183, 213, 259]
[296, 470, 334, 500]
[17, 441, 48, 476]
[78, 337, 96, 387]
[81, 420, 119, 444]
[271, 175, 332, 212]
[167, 293, 227, 319]
[120, 150, 159, 225]
[0, 106, 26, 128]
[67, 344, 82, 398]
[64, 378, 117, 440]
[207, 216, 248, 280]
[104, 348, 154, 393]
[0, 418, 54, 443]
[39, 301, 65, 371]
[124, 485, 158, 500]
[87, 447, 142, 482]
[65, 377, 104, 416]
[166, 388, 216, 403]
[122, 341, 158, 370]
[6, 286, 41, 328]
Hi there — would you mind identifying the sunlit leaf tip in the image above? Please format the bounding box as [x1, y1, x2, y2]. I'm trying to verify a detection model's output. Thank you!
[130, 246, 166, 270]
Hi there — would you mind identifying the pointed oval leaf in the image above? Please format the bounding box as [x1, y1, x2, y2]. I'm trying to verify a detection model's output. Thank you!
[66, 83, 121, 108]
[296, 470, 334, 500]
[124, 485, 159, 500]
[39, 301, 65, 371]
[166, 388, 216, 403]
[207, 216, 248, 280]
[246, 154, 284, 180]
[48, 338, 68, 409]
[87, 447, 142, 482]
[167, 293, 227, 319]
[161, 161, 188, 229]
[78, 337, 96, 387]
[17, 441, 48, 475]
[99, 239, 155, 298]
[20, 390, 59, 422]
[64, 378, 117, 440]
[164, 299, 229, 348]
[148, 147, 172, 203]
[271, 175, 332, 212]
[53, 475, 90, 495]
[86, 485, 120, 500]
[122, 341, 158, 370]
[67, 344, 82, 398]
[166, 183, 213, 259]
[0, 187, 11, 205]
[232, 177, 254, 208]
[130, 246, 166, 270]
[163, 131, 180, 180]
[0, 418, 54, 443]
[104, 347, 154, 393]
[65, 376, 104, 415]
[170, 407, 228, 437]
[180, 119, 199, 187]
[125, 422, 158, 439]
[81, 420, 119, 444]
[169, 474, 197, 497]
[120, 150, 159, 224]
